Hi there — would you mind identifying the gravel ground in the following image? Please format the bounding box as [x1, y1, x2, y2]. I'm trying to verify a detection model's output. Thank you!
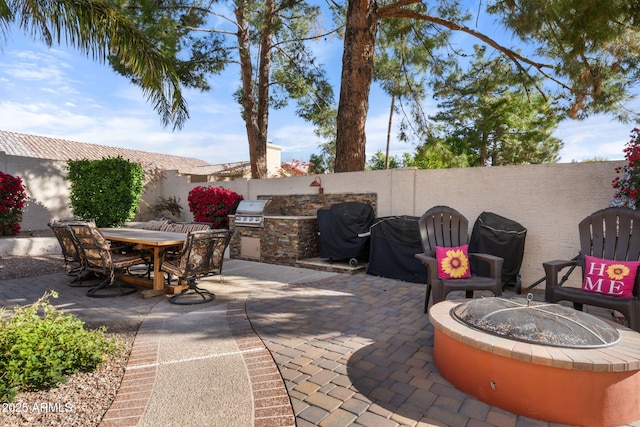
[0, 254, 68, 281]
[0, 253, 136, 427]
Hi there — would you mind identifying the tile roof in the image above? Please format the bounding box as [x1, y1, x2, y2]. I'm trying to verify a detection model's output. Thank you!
[0, 129, 242, 176]
[188, 161, 251, 177]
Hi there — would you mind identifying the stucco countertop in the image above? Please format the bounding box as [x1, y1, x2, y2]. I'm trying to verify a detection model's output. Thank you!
[229, 214, 316, 220]
[264, 215, 316, 220]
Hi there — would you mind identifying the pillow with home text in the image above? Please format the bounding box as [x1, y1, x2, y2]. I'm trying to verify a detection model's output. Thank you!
[582, 255, 640, 298]
[436, 245, 471, 279]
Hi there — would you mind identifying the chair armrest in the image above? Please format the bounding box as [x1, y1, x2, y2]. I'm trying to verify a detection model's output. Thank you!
[469, 252, 504, 279]
[415, 253, 438, 283]
[415, 252, 436, 266]
[543, 259, 578, 285]
[105, 240, 138, 254]
[543, 259, 579, 301]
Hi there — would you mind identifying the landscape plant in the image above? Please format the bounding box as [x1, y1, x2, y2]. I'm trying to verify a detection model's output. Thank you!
[0, 291, 121, 402]
[66, 157, 145, 228]
[0, 171, 27, 236]
[149, 195, 183, 220]
[187, 186, 243, 229]
[612, 128, 640, 209]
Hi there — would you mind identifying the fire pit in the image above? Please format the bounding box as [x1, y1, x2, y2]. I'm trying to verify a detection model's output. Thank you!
[451, 296, 620, 348]
[429, 297, 640, 427]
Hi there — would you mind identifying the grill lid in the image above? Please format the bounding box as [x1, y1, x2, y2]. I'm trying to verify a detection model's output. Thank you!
[236, 200, 271, 214]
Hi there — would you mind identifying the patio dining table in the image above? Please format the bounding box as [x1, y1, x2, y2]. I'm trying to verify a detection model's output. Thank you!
[100, 228, 186, 297]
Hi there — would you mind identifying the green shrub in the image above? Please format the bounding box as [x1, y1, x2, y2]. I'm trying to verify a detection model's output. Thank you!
[0, 291, 121, 402]
[66, 156, 145, 228]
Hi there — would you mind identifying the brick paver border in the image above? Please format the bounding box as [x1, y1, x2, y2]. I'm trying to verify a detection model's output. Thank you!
[227, 299, 296, 427]
[100, 332, 160, 426]
[99, 299, 295, 427]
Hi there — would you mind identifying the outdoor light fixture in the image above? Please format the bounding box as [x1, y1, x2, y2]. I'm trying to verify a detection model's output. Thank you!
[310, 176, 324, 194]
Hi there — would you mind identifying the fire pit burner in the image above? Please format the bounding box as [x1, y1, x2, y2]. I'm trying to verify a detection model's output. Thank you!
[452, 296, 620, 348]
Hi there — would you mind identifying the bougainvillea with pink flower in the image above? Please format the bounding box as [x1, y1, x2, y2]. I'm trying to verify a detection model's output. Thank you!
[612, 128, 640, 209]
[188, 186, 243, 229]
[0, 171, 28, 236]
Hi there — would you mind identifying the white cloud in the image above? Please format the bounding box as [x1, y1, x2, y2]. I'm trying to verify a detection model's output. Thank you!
[555, 116, 632, 162]
[2, 48, 72, 85]
[271, 123, 319, 151]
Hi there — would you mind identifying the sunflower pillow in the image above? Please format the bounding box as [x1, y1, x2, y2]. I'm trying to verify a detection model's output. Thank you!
[436, 245, 471, 279]
[582, 255, 640, 298]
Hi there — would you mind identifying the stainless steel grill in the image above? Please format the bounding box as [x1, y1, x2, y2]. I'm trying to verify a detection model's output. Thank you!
[234, 200, 272, 227]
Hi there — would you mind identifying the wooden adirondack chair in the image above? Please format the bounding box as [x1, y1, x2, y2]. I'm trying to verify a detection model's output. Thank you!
[415, 206, 503, 312]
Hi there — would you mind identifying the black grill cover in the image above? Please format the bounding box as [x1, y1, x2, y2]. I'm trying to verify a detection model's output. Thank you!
[317, 202, 375, 260]
[469, 211, 527, 286]
[366, 216, 426, 284]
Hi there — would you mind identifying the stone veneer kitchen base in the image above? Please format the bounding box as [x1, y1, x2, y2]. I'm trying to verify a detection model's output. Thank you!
[230, 192, 377, 266]
[429, 299, 640, 427]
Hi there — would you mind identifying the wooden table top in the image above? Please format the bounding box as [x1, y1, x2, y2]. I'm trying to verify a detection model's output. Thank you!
[100, 228, 186, 246]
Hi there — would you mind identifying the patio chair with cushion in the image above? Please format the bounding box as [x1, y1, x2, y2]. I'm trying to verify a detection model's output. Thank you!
[544, 206, 640, 331]
[415, 206, 504, 312]
[159, 221, 215, 256]
[162, 229, 234, 305]
[48, 219, 96, 285]
[65, 221, 150, 298]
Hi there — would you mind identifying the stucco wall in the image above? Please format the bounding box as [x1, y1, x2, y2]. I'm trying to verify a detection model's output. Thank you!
[153, 161, 623, 289]
[2, 151, 623, 290]
[1, 152, 73, 229]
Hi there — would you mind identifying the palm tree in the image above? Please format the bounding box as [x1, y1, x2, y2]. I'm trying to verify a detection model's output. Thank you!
[0, 0, 187, 129]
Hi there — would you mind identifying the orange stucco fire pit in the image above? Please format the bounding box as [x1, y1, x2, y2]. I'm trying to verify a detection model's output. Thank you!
[429, 299, 640, 427]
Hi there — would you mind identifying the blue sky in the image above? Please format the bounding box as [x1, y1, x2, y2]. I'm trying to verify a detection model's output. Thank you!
[0, 20, 637, 166]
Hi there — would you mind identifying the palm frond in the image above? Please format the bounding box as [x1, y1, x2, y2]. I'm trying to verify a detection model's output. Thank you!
[0, 0, 12, 45]
[7, 0, 188, 128]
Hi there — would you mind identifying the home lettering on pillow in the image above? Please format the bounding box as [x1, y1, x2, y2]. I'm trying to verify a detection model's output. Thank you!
[582, 255, 639, 298]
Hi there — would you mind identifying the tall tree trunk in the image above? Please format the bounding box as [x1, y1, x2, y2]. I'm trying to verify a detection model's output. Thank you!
[235, 0, 272, 179]
[334, 0, 378, 173]
[255, 0, 274, 178]
[385, 91, 396, 170]
[480, 131, 488, 166]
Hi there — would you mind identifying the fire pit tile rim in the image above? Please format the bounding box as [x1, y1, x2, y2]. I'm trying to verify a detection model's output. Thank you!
[510, 342, 532, 363]
[429, 299, 640, 373]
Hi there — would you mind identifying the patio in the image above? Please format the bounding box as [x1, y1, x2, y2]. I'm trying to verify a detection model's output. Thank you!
[1, 259, 638, 427]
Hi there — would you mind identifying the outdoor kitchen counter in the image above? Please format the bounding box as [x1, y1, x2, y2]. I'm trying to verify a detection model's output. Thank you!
[229, 215, 319, 265]
[264, 215, 316, 220]
[230, 215, 316, 219]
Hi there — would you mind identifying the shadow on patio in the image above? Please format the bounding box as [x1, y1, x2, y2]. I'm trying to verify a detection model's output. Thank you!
[245, 273, 558, 426]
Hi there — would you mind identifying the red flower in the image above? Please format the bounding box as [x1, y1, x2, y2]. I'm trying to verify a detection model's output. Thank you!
[612, 129, 640, 208]
[0, 171, 28, 236]
[187, 186, 243, 229]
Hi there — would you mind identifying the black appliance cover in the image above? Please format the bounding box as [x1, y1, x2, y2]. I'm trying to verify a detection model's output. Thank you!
[317, 202, 375, 261]
[366, 216, 426, 284]
[469, 211, 527, 286]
